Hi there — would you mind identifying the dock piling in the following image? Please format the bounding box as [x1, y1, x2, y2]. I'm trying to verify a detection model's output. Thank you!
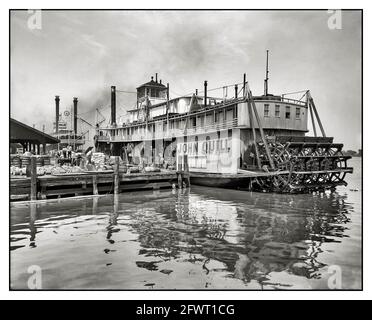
[183, 155, 190, 187]
[30, 156, 37, 200]
[114, 156, 120, 194]
[92, 175, 98, 195]
[177, 172, 183, 189]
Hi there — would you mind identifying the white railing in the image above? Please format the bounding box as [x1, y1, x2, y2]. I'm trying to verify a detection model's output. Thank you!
[280, 97, 307, 106]
[97, 118, 238, 142]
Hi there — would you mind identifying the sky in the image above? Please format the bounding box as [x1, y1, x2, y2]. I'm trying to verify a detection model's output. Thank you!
[10, 10, 362, 150]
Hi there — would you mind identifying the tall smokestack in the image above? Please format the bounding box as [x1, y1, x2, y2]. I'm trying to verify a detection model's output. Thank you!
[204, 81, 207, 107]
[73, 97, 78, 135]
[155, 73, 158, 83]
[264, 50, 269, 96]
[111, 86, 116, 126]
[55, 96, 60, 135]
[243, 73, 246, 96]
[235, 84, 238, 98]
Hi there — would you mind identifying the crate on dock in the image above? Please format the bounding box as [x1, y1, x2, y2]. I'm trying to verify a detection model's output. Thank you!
[10, 155, 21, 167]
[36, 156, 44, 167]
[20, 156, 30, 168]
[43, 156, 51, 166]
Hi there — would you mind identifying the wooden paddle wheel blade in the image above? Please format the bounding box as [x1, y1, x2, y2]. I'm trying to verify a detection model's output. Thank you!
[254, 136, 354, 193]
[288, 180, 348, 191]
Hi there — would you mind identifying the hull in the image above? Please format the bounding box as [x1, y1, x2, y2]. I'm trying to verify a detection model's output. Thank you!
[190, 171, 267, 190]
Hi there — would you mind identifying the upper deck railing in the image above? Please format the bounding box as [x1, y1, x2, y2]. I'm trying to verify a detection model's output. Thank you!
[96, 93, 307, 143]
[97, 118, 239, 142]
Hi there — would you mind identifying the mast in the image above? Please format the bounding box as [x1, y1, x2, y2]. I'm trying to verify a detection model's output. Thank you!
[264, 50, 269, 96]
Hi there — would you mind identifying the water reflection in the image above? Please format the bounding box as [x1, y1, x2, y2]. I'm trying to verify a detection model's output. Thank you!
[10, 183, 357, 289]
[122, 189, 352, 286]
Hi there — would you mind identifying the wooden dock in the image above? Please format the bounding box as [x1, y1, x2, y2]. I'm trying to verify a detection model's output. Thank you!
[10, 171, 186, 201]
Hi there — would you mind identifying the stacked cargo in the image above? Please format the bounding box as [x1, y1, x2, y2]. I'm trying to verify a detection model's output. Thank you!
[91, 152, 105, 166]
[10, 155, 21, 168]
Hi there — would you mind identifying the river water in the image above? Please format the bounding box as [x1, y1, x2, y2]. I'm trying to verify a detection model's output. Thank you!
[10, 158, 362, 290]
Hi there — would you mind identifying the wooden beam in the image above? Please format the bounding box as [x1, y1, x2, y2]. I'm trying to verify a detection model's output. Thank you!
[92, 175, 98, 195]
[30, 156, 37, 200]
[248, 89, 275, 170]
[114, 156, 120, 194]
[310, 98, 326, 137]
[308, 93, 318, 137]
[183, 154, 190, 187]
[247, 100, 262, 169]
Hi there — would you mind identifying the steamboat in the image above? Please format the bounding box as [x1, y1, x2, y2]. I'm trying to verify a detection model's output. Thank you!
[95, 52, 353, 193]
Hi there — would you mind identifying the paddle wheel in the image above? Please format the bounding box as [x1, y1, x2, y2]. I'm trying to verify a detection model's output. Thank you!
[245, 84, 353, 193]
[254, 136, 352, 193]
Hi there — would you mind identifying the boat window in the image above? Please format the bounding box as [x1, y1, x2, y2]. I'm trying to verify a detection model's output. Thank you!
[219, 111, 224, 122]
[296, 107, 301, 119]
[275, 105, 280, 117]
[192, 117, 196, 128]
[264, 104, 270, 117]
[285, 106, 291, 119]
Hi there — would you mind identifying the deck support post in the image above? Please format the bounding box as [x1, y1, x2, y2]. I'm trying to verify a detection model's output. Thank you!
[114, 156, 120, 194]
[30, 156, 37, 200]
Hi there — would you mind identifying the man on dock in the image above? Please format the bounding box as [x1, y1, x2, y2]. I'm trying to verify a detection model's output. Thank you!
[67, 145, 72, 159]
[62, 147, 67, 159]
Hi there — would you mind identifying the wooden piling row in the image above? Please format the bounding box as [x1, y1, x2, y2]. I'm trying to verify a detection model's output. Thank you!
[11, 155, 193, 201]
[11, 170, 179, 201]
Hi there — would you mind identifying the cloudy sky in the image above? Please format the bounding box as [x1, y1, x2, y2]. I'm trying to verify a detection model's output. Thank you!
[10, 10, 361, 150]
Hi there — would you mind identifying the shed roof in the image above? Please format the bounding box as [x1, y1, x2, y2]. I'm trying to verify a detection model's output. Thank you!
[10, 118, 60, 144]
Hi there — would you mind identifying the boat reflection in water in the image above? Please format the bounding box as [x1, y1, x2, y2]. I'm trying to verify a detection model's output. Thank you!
[10, 184, 360, 290]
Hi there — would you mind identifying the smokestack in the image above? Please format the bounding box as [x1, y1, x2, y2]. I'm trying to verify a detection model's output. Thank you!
[111, 86, 116, 126]
[235, 85, 238, 98]
[243, 73, 246, 96]
[159, 79, 162, 84]
[204, 81, 207, 107]
[155, 73, 158, 83]
[196, 89, 198, 96]
[264, 50, 269, 96]
[55, 96, 60, 135]
[73, 97, 78, 135]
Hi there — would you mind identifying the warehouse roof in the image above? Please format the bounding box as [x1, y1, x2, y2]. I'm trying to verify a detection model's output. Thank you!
[10, 118, 60, 144]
